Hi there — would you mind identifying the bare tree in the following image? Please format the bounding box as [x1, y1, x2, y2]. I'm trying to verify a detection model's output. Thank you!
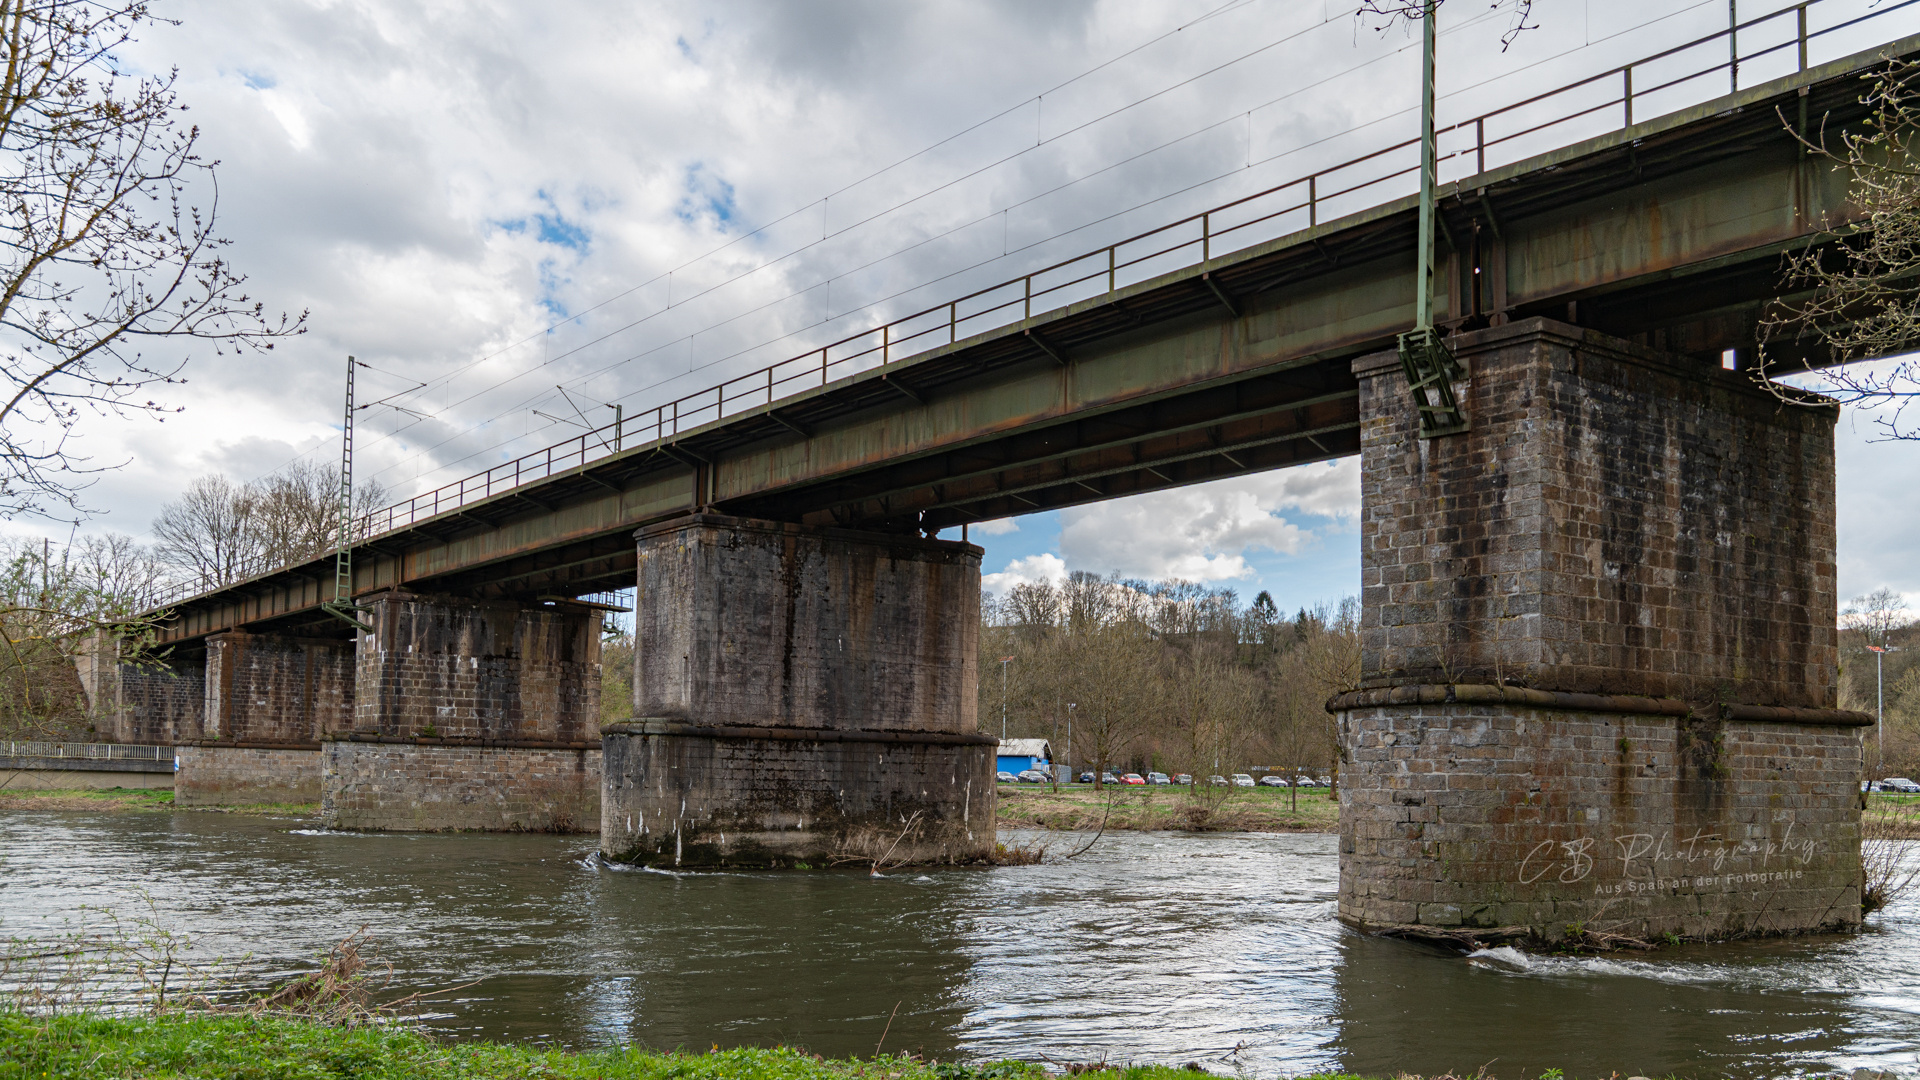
[151, 474, 256, 584]
[0, 530, 163, 737]
[0, 0, 304, 521]
[1760, 60, 1920, 438]
[1847, 587, 1913, 648]
[251, 459, 387, 567]
[151, 464, 387, 588]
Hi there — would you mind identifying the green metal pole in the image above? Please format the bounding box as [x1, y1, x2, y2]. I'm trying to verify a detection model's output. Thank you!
[1394, 0, 1466, 439]
[1416, 0, 1437, 332]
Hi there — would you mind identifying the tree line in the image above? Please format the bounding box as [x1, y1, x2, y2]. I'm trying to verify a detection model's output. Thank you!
[978, 571, 1360, 798]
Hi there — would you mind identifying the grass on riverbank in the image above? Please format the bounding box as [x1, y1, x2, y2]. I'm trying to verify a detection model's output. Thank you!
[995, 784, 1337, 834]
[0, 1012, 1387, 1080]
[0, 787, 318, 817]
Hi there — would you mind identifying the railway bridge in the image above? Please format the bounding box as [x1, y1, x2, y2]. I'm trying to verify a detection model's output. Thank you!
[92, 16, 1909, 940]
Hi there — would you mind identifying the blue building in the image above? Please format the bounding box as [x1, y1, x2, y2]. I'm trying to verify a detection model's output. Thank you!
[996, 738, 1053, 775]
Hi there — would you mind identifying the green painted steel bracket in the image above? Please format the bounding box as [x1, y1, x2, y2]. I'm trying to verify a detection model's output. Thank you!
[1397, 327, 1467, 439]
[321, 600, 373, 634]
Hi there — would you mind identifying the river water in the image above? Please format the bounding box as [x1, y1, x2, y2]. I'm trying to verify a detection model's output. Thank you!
[3, 809, 1917, 1078]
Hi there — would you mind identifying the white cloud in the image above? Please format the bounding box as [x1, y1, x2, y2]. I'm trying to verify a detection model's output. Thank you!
[1057, 461, 1358, 582]
[983, 553, 1068, 595]
[971, 517, 1020, 536]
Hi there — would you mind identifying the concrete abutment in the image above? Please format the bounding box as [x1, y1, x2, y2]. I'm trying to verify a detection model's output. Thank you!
[601, 514, 995, 867]
[1336, 318, 1866, 942]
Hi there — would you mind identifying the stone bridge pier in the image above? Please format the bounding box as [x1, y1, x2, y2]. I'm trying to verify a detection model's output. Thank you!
[181, 632, 350, 804]
[320, 591, 604, 832]
[86, 631, 347, 805]
[1334, 318, 1868, 943]
[600, 514, 996, 868]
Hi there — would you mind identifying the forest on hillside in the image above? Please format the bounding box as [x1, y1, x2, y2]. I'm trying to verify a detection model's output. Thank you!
[976, 572, 1358, 782]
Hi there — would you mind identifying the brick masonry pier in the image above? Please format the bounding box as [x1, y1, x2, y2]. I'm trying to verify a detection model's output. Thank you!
[1335, 319, 1868, 942]
[602, 514, 995, 867]
[176, 744, 321, 805]
[320, 591, 603, 832]
[322, 738, 600, 832]
[82, 631, 342, 805]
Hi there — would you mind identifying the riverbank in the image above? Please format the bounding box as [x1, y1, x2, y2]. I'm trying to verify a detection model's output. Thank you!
[995, 783, 1337, 833]
[0, 787, 318, 817]
[0, 1012, 1380, 1080]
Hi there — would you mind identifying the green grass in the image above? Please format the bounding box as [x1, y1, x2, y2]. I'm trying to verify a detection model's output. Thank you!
[0, 787, 175, 810]
[0, 788, 320, 817]
[0, 1012, 1380, 1080]
[995, 783, 1337, 834]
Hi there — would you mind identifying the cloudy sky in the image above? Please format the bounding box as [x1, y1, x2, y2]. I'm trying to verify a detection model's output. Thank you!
[14, 0, 1920, 613]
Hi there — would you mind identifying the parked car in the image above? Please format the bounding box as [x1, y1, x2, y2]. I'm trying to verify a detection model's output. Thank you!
[996, 771, 1016, 783]
[1258, 775, 1288, 787]
[1231, 773, 1255, 787]
[1017, 769, 1050, 784]
[1147, 771, 1170, 784]
[1295, 776, 1319, 787]
[1079, 771, 1096, 783]
[1174, 774, 1194, 785]
[1121, 773, 1146, 785]
[1102, 772, 1121, 785]
[1316, 776, 1332, 786]
[1884, 777, 1920, 794]
[1206, 775, 1229, 786]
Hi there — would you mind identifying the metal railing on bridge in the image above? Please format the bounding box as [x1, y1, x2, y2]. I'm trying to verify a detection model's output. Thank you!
[147, 0, 1919, 613]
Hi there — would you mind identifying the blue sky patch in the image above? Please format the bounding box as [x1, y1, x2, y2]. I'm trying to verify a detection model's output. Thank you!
[676, 164, 737, 231]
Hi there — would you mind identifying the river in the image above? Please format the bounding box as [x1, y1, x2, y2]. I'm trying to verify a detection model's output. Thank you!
[2, 809, 1916, 1077]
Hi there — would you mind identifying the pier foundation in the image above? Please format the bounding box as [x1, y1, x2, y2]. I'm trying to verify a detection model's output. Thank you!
[321, 591, 603, 832]
[1335, 318, 1866, 942]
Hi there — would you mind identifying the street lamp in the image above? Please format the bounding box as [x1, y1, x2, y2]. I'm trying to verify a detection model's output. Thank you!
[998, 656, 1014, 741]
[1067, 702, 1077, 780]
[1868, 644, 1901, 761]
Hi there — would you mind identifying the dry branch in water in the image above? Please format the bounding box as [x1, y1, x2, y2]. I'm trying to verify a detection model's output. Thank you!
[3, 904, 471, 1027]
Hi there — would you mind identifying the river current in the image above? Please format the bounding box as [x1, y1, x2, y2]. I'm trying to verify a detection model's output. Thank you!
[2, 809, 1916, 1077]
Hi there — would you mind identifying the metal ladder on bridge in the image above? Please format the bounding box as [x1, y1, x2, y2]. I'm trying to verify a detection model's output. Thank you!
[322, 355, 374, 633]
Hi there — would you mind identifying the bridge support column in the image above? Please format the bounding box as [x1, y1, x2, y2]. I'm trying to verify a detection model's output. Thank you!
[1337, 317, 1866, 943]
[601, 514, 995, 868]
[175, 632, 347, 806]
[322, 592, 602, 833]
[96, 647, 203, 747]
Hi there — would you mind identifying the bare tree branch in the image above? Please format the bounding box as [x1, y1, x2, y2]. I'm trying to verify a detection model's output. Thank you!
[0, 0, 306, 521]
[1760, 59, 1920, 439]
[1356, 0, 1537, 50]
